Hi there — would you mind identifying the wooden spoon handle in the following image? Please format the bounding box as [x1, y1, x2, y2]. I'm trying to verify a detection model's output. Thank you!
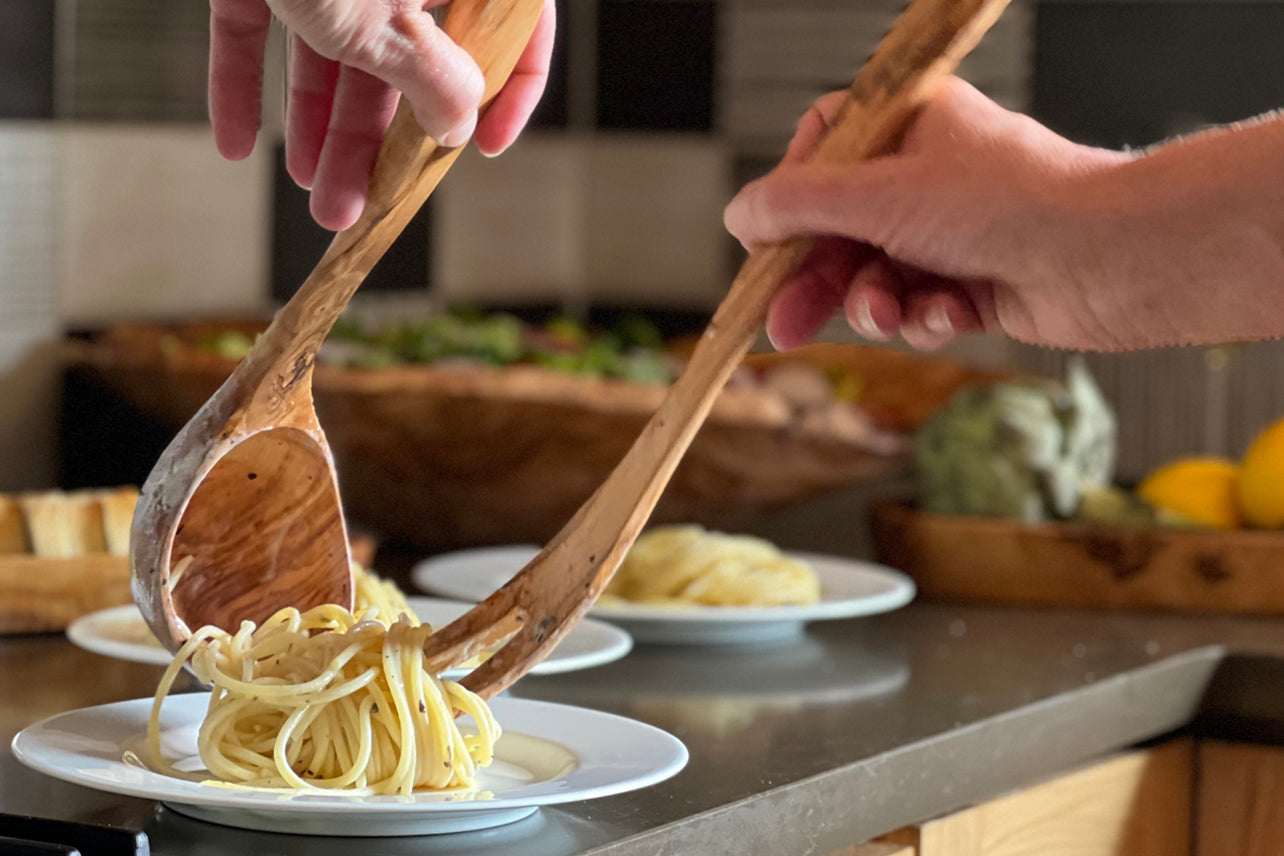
[562, 0, 1014, 577]
[241, 0, 544, 419]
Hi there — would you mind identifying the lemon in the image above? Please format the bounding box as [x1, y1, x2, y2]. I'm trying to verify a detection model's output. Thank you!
[1137, 457, 1241, 530]
[1238, 418, 1284, 528]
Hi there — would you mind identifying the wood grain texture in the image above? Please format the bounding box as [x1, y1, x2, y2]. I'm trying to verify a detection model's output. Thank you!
[1197, 740, 1284, 856]
[871, 503, 1284, 616]
[0, 555, 131, 633]
[913, 741, 1192, 856]
[70, 327, 1009, 550]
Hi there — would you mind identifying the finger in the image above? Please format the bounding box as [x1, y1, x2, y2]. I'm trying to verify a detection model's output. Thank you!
[843, 255, 906, 342]
[723, 159, 912, 250]
[285, 34, 339, 190]
[474, 0, 555, 156]
[309, 67, 400, 231]
[345, 10, 485, 147]
[782, 91, 848, 165]
[764, 237, 871, 350]
[900, 282, 982, 351]
[208, 0, 272, 159]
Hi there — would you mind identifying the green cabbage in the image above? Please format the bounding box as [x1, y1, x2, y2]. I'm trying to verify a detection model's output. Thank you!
[914, 359, 1116, 521]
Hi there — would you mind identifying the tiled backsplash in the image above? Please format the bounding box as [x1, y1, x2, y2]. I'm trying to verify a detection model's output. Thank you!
[18, 0, 1282, 493]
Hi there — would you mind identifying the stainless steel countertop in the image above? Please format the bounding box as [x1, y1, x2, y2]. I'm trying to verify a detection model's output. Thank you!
[5, 602, 1284, 855]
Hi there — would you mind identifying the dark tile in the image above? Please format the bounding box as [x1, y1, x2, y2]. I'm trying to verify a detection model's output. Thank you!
[59, 365, 172, 490]
[62, 0, 208, 121]
[271, 145, 432, 301]
[1033, 2, 1284, 149]
[597, 0, 716, 131]
[526, 0, 570, 128]
[0, 0, 55, 119]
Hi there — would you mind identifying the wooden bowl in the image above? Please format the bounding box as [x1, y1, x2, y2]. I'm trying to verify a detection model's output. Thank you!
[870, 501, 1284, 616]
[66, 323, 1001, 551]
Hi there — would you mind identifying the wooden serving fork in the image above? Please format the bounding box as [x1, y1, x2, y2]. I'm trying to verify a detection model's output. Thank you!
[429, 0, 1015, 699]
[131, 0, 545, 651]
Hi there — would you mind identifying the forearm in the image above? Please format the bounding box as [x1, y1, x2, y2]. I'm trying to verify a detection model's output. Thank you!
[1055, 114, 1284, 348]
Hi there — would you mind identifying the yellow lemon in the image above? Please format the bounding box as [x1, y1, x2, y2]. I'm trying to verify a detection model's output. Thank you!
[1238, 419, 1284, 528]
[1137, 457, 1241, 530]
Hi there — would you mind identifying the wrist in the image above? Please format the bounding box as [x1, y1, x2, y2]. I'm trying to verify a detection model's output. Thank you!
[1050, 120, 1284, 347]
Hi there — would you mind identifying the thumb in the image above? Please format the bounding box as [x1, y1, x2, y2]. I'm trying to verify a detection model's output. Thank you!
[723, 158, 927, 252]
[339, 11, 486, 147]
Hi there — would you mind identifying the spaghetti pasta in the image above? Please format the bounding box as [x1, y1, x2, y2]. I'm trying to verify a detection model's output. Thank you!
[352, 564, 419, 625]
[602, 525, 822, 607]
[146, 604, 499, 794]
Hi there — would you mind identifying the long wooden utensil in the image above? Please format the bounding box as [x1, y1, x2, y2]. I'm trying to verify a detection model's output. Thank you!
[422, 0, 1015, 698]
[131, 0, 545, 650]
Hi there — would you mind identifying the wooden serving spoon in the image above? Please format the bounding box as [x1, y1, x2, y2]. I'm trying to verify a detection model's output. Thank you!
[419, 0, 1016, 699]
[130, 0, 545, 651]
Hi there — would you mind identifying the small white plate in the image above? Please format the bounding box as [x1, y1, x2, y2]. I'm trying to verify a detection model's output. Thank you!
[413, 546, 916, 645]
[12, 694, 687, 837]
[67, 597, 632, 677]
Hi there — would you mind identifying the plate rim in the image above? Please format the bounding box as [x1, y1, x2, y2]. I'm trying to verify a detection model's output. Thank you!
[412, 545, 917, 624]
[65, 598, 634, 675]
[11, 694, 688, 815]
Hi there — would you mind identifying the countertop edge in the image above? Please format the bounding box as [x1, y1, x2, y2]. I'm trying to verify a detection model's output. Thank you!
[589, 645, 1226, 856]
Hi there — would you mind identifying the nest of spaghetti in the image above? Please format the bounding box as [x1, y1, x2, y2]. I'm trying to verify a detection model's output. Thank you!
[601, 525, 822, 607]
[146, 603, 500, 795]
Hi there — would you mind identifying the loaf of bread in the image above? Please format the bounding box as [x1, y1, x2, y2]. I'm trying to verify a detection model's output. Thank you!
[96, 487, 139, 556]
[0, 496, 28, 554]
[10, 487, 138, 558]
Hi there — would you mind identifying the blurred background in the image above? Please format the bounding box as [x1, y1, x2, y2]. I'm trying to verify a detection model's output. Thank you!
[1, 0, 1283, 553]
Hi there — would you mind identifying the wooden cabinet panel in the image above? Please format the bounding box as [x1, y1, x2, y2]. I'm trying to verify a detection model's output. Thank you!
[902, 741, 1192, 856]
[1197, 740, 1284, 856]
[825, 843, 914, 856]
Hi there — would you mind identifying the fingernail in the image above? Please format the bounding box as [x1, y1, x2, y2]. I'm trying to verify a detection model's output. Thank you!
[853, 295, 885, 340]
[438, 112, 477, 148]
[924, 304, 954, 336]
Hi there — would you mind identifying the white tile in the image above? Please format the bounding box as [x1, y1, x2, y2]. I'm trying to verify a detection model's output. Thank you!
[58, 124, 270, 324]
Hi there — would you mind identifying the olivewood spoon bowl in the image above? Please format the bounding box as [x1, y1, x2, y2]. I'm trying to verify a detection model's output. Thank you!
[423, 0, 1015, 700]
[130, 0, 544, 652]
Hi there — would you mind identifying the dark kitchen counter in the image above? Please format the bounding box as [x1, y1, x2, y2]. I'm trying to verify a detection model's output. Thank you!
[5, 601, 1284, 855]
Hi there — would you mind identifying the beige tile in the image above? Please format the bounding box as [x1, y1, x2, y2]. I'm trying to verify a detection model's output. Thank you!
[585, 134, 732, 307]
[0, 125, 62, 489]
[435, 133, 734, 310]
[433, 134, 584, 305]
[58, 124, 270, 324]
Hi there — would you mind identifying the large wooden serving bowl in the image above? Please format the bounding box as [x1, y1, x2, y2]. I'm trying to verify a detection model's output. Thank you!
[67, 322, 1001, 550]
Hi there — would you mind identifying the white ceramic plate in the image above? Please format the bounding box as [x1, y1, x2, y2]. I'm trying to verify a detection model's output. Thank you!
[12, 694, 687, 837]
[67, 598, 632, 677]
[412, 546, 916, 645]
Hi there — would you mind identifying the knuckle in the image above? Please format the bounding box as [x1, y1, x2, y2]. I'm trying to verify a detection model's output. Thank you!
[428, 78, 483, 133]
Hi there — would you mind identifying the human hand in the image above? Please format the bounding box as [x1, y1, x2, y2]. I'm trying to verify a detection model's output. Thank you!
[209, 0, 555, 231]
[725, 79, 1145, 351]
